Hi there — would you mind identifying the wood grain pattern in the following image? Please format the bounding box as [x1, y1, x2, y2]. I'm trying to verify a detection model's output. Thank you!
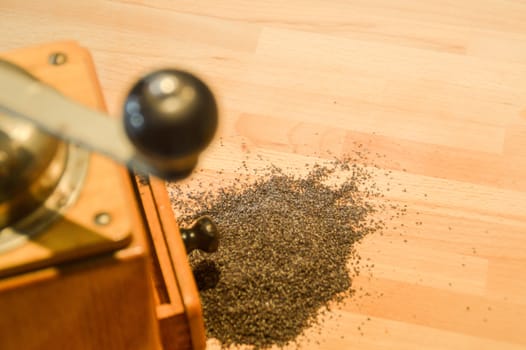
[135, 174, 206, 350]
[0, 252, 162, 350]
[150, 177, 207, 350]
[1, 1, 526, 349]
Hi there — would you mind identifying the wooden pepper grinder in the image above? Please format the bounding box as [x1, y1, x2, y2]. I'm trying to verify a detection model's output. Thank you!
[0, 41, 218, 350]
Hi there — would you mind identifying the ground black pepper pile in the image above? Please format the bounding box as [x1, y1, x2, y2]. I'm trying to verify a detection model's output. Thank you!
[169, 155, 386, 349]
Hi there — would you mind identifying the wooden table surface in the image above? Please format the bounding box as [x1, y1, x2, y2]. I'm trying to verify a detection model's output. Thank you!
[2, 1, 526, 349]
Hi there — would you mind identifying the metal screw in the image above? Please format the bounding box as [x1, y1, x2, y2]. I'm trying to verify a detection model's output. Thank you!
[94, 212, 112, 226]
[48, 52, 67, 66]
[57, 196, 68, 207]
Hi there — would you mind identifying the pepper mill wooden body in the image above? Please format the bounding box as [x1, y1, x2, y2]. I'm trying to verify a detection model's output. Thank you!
[0, 41, 207, 350]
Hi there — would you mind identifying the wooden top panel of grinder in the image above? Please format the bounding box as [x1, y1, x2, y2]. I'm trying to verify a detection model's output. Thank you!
[0, 42, 132, 278]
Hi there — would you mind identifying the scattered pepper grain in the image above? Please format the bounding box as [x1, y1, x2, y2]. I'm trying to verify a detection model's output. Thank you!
[168, 155, 393, 349]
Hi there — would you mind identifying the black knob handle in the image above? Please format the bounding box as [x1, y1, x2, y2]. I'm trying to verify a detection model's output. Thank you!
[123, 70, 218, 179]
[180, 216, 219, 254]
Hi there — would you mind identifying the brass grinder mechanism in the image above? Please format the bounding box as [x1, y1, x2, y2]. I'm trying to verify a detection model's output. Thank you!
[0, 59, 219, 253]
